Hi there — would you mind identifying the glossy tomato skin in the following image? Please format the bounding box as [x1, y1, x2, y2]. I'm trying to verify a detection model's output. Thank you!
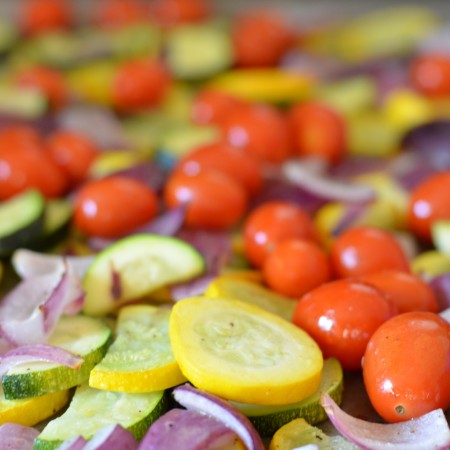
[94, 0, 150, 28]
[232, 10, 294, 67]
[45, 131, 100, 186]
[19, 0, 72, 36]
[263, 238, 331, 298]
[191, 89, 247, 125]
[363, 311, 450, 422]
[150, 0, 210, 28]
[410, 54, 450, 98]
[219, 104, 293, 164]
[293, 279, 397, 371]
[407, 171, 450, 242]
[289, 101, 347, 165]
[15, 66, 68, 110]
[73, 176, 158, 238]
[243, 201, 318, 268]
[164, 170, 248, 229]
[330, 226, 410, 278]
[358, 270, 438, 314]
[112, 59, 171, 113]
[175, 141, 263, 197]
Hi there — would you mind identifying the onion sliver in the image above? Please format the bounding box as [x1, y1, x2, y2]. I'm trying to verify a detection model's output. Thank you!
[83, 424, 138, 450]
[138, 408, 242, 450]
[320, 392, 450, 450]
[173, 384, 264, 450]
[0, 423, 40, 450]
[0, 344, 83, 376]
[283, 160, 376, 203]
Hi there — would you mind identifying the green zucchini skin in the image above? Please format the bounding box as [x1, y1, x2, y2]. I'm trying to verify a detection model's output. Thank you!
[0, 189, 46, 257]
[2, 316, 112, 400]
[33, 386, 169, 450]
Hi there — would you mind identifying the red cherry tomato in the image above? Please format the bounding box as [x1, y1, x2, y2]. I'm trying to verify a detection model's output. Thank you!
[94, 0, 150, 28]
[191, 89, 247, 126]
[0, 124, 43, 151]
[358, 270, 438, 314]
[219, 104, 293, 164]
[407, 171, 450, 242]
[232, 10, 294, 67]
[19, 0, 72, 36]
[112, 59, 171, 114]
[363, 311, 450, 422]
[74, 176, 158, 238]
[330, 226, 410, 278]
[0, 146, 68, 200]
[243, 201, 318, 268]
[410, 54, 450, 98]
[289, 102, 347, 165]
[263, 238, 331, 298]
[45, 131, 100, 186]
[164, 170, 248, 229]
[293, 278, 397, 371]
[15, 66, 68, 110]
[150, 0, 210, 28]
[175, 141, 263, 197]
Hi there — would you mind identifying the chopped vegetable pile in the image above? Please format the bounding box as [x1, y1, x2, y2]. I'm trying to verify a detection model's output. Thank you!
[1, 0, 450, 449]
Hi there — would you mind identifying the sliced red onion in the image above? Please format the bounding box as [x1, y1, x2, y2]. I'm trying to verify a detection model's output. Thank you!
[332, 199, 374, 236]
[176, 229, 232, 272]
[12, 249, 94, 280]
[170, 274, 216, 302]
[329, 156, 391, 179]
[138, 408, 241, 450]
[56, 436, 88, 450]
[110, 161, 167, 193]
[320, 392, 450, 450]
[173, 384, 265, 450]
[283, 160, 376, 203]
[83, 424, 137, 450]
[439, 307, 450, 323]
[0, 344, 83, 376]
[429, 273, 450, 312]
[0, 261, 85, 345]
[57, 105, 131, 150]
[0, 423, 40, 450]
[0, 337, 14, 355]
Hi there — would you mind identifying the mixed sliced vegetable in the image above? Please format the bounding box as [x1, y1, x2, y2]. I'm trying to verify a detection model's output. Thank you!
[1, 0, 450, 449]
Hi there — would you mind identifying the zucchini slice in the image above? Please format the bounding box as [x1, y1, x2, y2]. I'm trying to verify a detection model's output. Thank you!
[0, 189, 45, 257]
[2, 315, 111, 400]
[82, 234, 205, 316]
[34, 384, 168, 449]
[89, 304, 186, 392]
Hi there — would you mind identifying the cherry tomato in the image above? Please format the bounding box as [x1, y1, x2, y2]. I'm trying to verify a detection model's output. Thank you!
[0, 146, 68, 200]
[94, 0, 150, 28]
[410, 54, 450, 98]
[15, 66, 68, 110]
[45, 131, 100, 186]
[175, 141, 263, 197]
[150, 0, 210, 28]
[112, 58, 171, 114]
[0, 124, 42, 151]
[407, 171, 450, 242]
[358, 270, 438, 314]
[330, 226, 410, 278]
[263, 238, 331, 298]
[19, 0, 72, 36]
[219, 104, 293, 164]
[293, 279, 396, 371]
[191, 89, 247, 126]
[243, 201, 318, 268]
[164, 170, 248, 229]
[232, 10, 294, 67]
[74, 176, 158, 238]
[289, 102, 347, 165]
[363, 311, 450, 422]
